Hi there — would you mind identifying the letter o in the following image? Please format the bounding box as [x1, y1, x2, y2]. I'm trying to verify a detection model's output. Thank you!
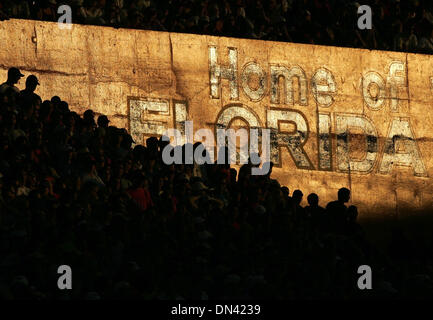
[362, 72, 386, 110]
[241, 62, 267, 101]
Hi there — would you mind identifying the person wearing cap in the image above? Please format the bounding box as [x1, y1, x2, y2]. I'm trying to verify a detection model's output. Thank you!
[19, 75, 42, 108]
[0, 67, 24, 97]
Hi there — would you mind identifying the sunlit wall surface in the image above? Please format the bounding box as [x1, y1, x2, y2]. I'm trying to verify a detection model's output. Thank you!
[2, 19, 433, 218]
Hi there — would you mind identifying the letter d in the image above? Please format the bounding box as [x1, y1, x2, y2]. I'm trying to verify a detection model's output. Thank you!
[216, 305, 223, 315]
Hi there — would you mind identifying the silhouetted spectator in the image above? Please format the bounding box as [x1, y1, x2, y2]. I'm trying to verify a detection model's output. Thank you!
[292, 189, 305, 223]
[19, 75, 42, 109]
[0, 67, 24, 100]
[305, 193, 325, 227]
[326, 187, 351, 232]
[128, 173, 153, 211]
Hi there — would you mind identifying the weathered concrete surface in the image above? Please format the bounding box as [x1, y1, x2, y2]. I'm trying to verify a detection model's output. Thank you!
[1, 19, 433, 219]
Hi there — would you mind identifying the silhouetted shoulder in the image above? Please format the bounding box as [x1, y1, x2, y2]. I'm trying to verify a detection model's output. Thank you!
[326, 200, 339, 210]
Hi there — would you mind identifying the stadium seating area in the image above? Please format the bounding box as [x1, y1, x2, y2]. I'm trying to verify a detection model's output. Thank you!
[1, 0, 433, 54]
[2, 0, 433, 300]
[1, 68, 433, 299]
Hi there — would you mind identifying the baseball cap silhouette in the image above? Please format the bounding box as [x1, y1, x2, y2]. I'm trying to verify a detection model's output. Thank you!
[8, 67, 24, 79]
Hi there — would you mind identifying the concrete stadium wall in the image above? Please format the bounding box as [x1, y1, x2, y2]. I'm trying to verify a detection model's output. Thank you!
[2, 18, 433, 219]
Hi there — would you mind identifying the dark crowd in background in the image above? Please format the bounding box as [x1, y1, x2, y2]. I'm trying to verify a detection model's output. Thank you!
[1, 0, 433, 54]
[2, 67, 433, 300]
[2, 0, 433, 300]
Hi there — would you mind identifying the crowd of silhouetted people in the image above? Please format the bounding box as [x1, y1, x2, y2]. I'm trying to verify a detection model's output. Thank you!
[1, 0, 433, 54]
[1, 67, 433, 299]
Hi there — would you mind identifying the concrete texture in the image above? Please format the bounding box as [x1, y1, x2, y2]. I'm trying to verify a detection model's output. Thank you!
[1, 19, 433, 218]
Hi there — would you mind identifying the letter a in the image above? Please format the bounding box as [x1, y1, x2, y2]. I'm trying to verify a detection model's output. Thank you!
[57, 265, 72, 289]
[357, 5, 372, 30]
[58, 5, 72, 30]
[357, 265, 372, 290]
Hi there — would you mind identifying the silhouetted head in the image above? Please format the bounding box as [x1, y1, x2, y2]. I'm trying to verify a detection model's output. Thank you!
[122, 133, 135, 149]
[292, 189, 303, 205]
[51, 96, 61, 105]
[338, 187, 350, 203]
[83, 109, 96, 128]
[25, 75, 39, 92]
[146, 136, 159, 154]
[7, 67, 24, 85]
[158, 135, 170, 153]
[59, 101, 69, 113]
[83, 109, 95, 120]
[97, 115, 110, 128]
[307, 193, 319, 207]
